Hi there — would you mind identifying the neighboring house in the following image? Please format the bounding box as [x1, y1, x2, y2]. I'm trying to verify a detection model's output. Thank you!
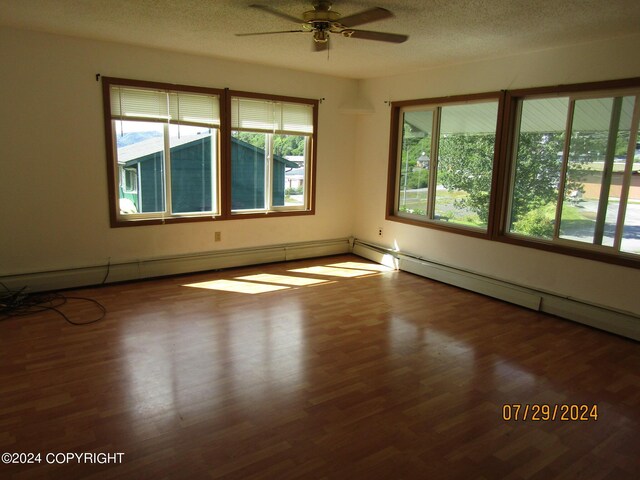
[231, 138, 299, 210]
[284, 167, 305, 190]
[284, 155, 305, 168]
[283, 156, 305, 191]
[118, 134, 298, 213]
[580, 170, 640, 201]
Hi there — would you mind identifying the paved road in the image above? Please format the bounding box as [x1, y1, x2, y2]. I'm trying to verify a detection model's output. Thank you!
[562, 199, 640, 253]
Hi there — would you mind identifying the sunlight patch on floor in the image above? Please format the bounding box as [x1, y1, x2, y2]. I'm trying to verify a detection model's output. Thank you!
[183, 279, 290, 294]
[236, 274, 328, 286]
[327, 261, 394, 272]
[288, 266, 375, 278]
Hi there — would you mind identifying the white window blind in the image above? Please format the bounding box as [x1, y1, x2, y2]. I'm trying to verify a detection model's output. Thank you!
[110, 86, 220, 126]
[168, 92, 220, 126]
[231, 97, 314, 134]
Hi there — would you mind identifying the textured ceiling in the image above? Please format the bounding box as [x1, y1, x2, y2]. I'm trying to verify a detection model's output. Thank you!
[1, 0, 639, 79]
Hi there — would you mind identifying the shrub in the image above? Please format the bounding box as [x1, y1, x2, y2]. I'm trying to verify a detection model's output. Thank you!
[285, 186, 303, 195]
[512, 209, 554, 238]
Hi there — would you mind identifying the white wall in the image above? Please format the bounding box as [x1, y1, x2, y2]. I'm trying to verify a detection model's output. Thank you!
[353, 34, 640, 316]
[0, 27, 358, 275]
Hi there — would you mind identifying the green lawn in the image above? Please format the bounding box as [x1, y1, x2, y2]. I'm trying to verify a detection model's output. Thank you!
[399, 188, 485, 228]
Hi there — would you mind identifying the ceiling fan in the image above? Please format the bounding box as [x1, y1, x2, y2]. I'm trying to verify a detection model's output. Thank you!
[236, 1, 409, 51]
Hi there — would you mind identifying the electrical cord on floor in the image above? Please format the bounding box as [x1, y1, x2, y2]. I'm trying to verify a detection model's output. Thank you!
[0, 282, 106, 326]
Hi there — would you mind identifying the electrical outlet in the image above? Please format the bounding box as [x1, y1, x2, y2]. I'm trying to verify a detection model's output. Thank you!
[214, 231, 221, 242]
[378, 227, 383, 237]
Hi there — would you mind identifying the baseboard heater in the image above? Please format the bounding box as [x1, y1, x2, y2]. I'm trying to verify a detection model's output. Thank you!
[352, 239, 639, 341]
[0, 238, 351, 294]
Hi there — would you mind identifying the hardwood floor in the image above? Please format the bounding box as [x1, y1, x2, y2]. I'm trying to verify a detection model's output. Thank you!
[1, 254, 638, 479]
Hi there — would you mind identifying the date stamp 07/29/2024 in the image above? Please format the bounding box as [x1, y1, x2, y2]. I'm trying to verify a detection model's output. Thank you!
[502, 404, 599, 422]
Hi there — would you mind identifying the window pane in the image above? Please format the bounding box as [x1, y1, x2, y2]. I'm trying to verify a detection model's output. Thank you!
[621, 122, 640, 255]
[272, 134, 307, 207]
[509, 98, 568, 238]
[397, 110, 432, 217]
[169, 125, 217, 214]
[115, 120, 165, 214]
[231, 131, 267, 210]
[560, 97, 634, 246]
[122, 168, 137, 194]
[435, 102, 498, 229]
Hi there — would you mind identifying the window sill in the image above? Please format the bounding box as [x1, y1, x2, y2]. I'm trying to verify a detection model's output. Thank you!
[112, 209, 315, 227]
[228, 209, 314, 220]
[111, 215, 219, 228]
[498, 233, 640, 268]
[387, 213, 490, 239]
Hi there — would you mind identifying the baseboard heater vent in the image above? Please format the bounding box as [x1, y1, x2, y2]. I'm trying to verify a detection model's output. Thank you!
[1, 238, 351, 293]
[353, 239, 639, 341]
[398, 255, 543, 311]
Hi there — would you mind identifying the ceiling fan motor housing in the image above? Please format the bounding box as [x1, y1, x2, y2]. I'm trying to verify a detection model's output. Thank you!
[303, 10, 340, 23]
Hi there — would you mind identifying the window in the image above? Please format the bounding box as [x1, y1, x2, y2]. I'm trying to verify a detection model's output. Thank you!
[390, 93, 501, 234]
[507, 88, 640, 258]
[103, 78, 317, 226]
[386, 78, 640, 267]
[106, 81, 221, 222]
[121, 167, 138, 194]
[230, 95, 314, 214]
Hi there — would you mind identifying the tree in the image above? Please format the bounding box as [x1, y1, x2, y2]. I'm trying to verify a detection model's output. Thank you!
[436, 129, 601, 236]
[232, 131, 306, 157]
[437, 133, 496, 223]
[274, 135, 305, 157]
[510, 132, 565, 224]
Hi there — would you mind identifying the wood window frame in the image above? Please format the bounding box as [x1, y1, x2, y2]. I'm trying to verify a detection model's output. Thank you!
[226, 90, 318, 219]
[496, 78, 640, 268]
[386, 78, 640, 269]
[385, 91, 507, 240]
[102, 78, 318, 227]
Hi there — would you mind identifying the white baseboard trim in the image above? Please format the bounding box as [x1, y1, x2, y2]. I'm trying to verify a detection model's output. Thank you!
[1, 238, 351, 293]
[353, 239, 639, 341]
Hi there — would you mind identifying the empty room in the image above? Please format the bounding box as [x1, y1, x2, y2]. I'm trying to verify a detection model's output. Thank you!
[1, 1, 639, 479]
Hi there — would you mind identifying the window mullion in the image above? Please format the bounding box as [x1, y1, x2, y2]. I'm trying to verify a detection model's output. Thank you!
[163, 122, 172, 216]
[613, 95, 640, 251]
[397, 110, 407, 213]
[212, 129, 219, 214]
[593, 97, 623, 245]
[427, 107, 441, 219]
[553, 100, 575, 239]
[304, 136, 310, 210]
[266, 134, 273, 209]
[505, 100, 524, 230]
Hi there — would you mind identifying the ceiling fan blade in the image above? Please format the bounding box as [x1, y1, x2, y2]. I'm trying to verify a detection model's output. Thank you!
[338, 7, 394, 28]
[346, 29, 408, 43]
[249, 4, 305, 24]
[236, 30, 306, 37]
